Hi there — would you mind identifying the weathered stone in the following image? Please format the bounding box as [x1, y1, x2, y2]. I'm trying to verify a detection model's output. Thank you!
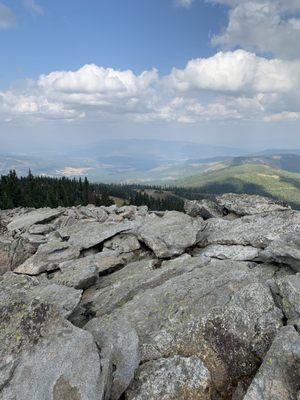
[244, 326, 300, 400]
[196, 244, 259, 261]
[184, 199, 223, 219]
[216, 193, 290, 216]
[260, 232, 300, 272]
[135, 211, 202, 258]
[198, 210, 300, 249]
[7, 208, 64, 232]
[0, 300, 103, 400]
[14, 240, 81, 275]
[126, 355, 212, 400]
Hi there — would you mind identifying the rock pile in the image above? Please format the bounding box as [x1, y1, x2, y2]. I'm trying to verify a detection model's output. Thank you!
[0, 195, 299, 399]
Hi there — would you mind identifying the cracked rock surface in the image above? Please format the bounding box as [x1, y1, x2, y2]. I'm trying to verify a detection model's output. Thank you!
[0, 197, 300, 399]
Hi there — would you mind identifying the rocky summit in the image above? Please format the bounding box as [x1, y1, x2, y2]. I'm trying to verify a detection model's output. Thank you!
[0, 194, 300, 400]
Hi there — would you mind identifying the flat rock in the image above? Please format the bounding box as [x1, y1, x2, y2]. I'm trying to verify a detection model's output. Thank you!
[216, 194, 290, 216]
[7, 208, 64, 232]
[244, 326, 300, 400]
[67, 220, 138, 250]
[126, 355, 212, 400]
[14, 240, 81, 275]
[135, 211, 202, 258]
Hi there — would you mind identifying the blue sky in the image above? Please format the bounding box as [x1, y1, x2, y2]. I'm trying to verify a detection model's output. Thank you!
[1, 0, 300, 151]
[1, 0, 227, 87]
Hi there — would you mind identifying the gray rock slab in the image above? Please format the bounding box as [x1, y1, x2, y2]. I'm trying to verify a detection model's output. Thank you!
[7, 208, 64, 232]
[14, 241, 81, 275]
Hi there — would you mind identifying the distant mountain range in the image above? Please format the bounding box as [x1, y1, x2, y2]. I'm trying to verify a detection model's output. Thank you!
[2, 140, 300, 209]
[0, 139, 247, 183]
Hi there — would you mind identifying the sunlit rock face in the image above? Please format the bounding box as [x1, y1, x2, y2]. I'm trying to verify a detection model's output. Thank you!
[0, 196, 300, 400]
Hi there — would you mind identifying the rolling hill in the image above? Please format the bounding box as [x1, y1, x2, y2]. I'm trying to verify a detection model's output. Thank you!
[177, 163, 300, 209]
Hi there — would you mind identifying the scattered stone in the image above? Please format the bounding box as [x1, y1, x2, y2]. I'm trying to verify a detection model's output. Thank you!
[1, 197, 300, 400]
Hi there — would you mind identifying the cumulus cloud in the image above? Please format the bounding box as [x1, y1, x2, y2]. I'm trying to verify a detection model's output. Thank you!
[0, 3, 16, 29]
[210, 0, 300, 59]
[1, 51, 300, 125]
[0, 65, 159, 123]
[167, 50, 300, 94]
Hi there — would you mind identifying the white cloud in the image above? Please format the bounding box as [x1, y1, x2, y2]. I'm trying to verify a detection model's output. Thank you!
[0, 65, 159, 123]
[23, 0, 44, 15]
[167, 50, 300, 94]
[0, 3, 16, 29]
[211, 0, 300, 59]
[2, 51, 300, 125]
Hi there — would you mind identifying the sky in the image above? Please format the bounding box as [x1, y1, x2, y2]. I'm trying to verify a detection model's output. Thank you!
[1, 0, 300, 152]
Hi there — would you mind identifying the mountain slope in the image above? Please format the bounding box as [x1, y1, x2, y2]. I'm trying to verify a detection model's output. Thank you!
[230, 154, 300, 173]
[177, 164, 300, 209]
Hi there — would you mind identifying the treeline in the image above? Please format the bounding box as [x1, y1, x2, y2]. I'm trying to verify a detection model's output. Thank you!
[0, 170, 184, 211]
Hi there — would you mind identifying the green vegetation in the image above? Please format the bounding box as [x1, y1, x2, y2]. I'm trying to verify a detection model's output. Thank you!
[0, 170, 184, 212]
[2, 164, 300, 212]
[176, 164, 300, 209]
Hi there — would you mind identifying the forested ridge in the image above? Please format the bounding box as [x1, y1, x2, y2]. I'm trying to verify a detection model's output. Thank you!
[0, 170, 184, 211]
